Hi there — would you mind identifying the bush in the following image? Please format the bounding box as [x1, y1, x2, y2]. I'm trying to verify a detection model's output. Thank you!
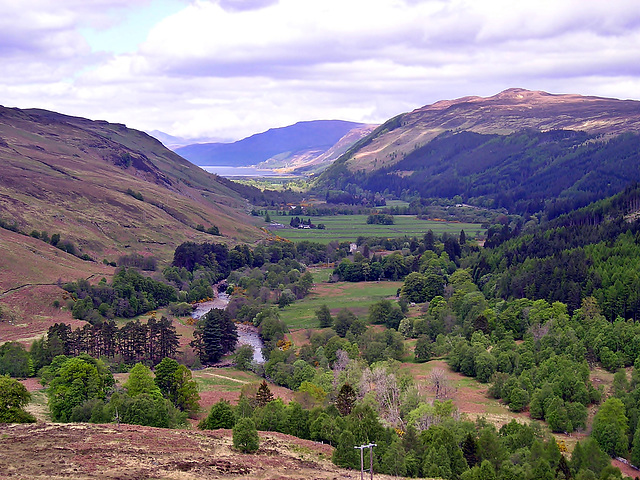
[0, 376, 36, 423]
[199, 400, 236, 430]
[235, 345, 254, 371]
[414, 336, 433, 363]
[233, 418, 259, 453]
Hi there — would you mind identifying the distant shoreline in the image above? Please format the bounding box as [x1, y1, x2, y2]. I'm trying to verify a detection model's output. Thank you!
[200, 165, 282, 177]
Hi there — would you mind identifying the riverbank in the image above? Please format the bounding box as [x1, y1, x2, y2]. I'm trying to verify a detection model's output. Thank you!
[191, 292, 230, 319]
[236, 323, 265, 364]
[190, 292, 265, 364]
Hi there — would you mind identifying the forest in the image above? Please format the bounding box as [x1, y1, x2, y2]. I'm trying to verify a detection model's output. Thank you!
[317, 129, 640, 219]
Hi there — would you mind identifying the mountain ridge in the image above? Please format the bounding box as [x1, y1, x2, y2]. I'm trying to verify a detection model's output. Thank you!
[339, 88, 640, 172]
[317, 89, 640, 216]
[0, 105, 265, 283]
[175, 119, 376, 171]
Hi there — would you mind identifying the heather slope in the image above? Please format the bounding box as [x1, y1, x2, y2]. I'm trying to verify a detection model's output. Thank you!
[340, 88, 640, 172]
[0, 105, 264, 271]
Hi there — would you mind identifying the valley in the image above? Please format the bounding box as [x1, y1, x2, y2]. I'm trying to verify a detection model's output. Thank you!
[3, 89, 640, 480]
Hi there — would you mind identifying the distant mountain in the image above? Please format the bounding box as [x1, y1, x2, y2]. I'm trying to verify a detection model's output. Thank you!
[146, 130, 228, 149]
[318, 89, 640, 216]
[175, 120, 376, 170]
[0, 106, 264, 292]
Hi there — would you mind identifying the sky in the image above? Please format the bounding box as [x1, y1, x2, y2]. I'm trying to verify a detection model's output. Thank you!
[2, 0, 640, 142]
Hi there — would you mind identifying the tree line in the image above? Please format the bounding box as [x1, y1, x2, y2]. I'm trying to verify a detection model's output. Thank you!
[0, 317, 180, 380]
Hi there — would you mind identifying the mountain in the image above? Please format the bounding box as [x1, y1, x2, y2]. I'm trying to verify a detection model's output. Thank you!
[175, 120, 376, 171]
[0, 106, 264, 293]
[318, 89, 640, 216]
[147, 130, 228, 149]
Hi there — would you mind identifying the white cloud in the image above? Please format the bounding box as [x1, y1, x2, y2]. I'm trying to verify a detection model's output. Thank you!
[2, 0, 640, 141]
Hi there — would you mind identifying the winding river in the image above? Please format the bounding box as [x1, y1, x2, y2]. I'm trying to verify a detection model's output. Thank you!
[191, 292, 265, 364]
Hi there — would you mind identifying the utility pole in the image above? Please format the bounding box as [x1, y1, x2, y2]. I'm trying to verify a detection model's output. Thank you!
[354, 443, 377, 480]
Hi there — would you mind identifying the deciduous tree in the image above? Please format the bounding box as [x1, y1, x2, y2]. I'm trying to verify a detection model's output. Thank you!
[0, 376, 36, 423]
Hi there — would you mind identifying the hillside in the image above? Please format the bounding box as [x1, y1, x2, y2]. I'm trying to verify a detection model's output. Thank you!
[0, 422, 364, 480]
[318, 89, 640, 215]
[0, 105, 268, 316]
[337, 88, 640, 172]
[473, 183, 640, 319]
[175, 120, 376, 171]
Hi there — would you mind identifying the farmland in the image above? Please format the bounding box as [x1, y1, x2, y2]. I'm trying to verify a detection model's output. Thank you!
[270, 214, 484, 244]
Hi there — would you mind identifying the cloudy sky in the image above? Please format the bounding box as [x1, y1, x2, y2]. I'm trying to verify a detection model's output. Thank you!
[2, 0, 640, 142]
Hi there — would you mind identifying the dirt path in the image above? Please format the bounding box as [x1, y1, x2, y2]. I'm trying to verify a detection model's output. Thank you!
[199, 372, 249, 384]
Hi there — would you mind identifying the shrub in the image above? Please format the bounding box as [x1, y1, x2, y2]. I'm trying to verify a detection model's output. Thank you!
[0, 376, 36, 423]
[199, 400, 236, 430]
[233, 418, 259, 453]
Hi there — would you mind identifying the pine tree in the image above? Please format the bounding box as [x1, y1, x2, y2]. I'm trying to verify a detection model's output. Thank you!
[332, 430, 359, 469]
[191, 308, 237, 364]
[335, 383, 356, 416]
[556, 455, 571, 480]
[631, 426, 640, 467]
[380, 438, 407, 477]
[461, 432, 479, 468]
[255, 380, 274, 407]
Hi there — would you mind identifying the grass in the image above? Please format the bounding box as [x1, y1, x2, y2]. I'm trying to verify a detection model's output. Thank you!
[192, 367, 261, 391]
[26, 390, 51, 422]
[271, 214, 484, 244]
[308, 266, 333, 284]
[278, 280, 403, 329]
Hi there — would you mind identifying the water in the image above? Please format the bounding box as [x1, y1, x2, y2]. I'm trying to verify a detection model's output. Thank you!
[200, 165, 281, 177]
[190, 292, 265, 364]
[236, 324, 266, 364]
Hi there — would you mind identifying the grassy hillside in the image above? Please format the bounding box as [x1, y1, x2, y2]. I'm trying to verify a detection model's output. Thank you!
[0, 106, 265, 267]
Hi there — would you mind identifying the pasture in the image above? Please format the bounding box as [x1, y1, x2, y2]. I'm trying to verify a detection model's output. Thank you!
[271, 214, 484, 244]
[278, 277, 403, 329]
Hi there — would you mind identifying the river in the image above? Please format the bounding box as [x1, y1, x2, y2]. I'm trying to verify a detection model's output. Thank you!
[191, 292, 265, 364]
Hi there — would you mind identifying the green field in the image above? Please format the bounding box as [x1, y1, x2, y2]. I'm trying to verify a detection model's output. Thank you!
[271, 214, 484, 244]
[192, 368, 260, 392]
[278, 277, 403, 329]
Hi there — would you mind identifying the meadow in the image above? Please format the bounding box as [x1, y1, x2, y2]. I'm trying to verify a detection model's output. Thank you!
[270, 214, 484, 244]
[278, 273, 403, 329]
